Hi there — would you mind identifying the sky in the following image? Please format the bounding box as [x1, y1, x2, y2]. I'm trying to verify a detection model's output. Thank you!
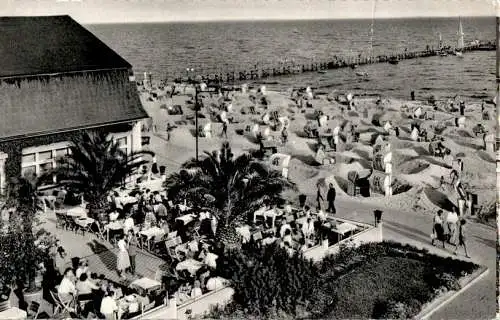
[1, 0, 495, 24]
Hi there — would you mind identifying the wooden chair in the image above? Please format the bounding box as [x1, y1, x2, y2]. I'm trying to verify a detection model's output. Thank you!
[165, 238, 180, 261]
[55, 212, 67, 229]
[50, 290, 74, 317]
[27, 301, 41, 320]
[253, 231, 263, 241]
[167, 231, 178, 239]
[94, 221, 107, 241]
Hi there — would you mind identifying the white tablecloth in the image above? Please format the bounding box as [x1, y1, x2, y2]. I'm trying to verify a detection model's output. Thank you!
[176, 259, 204, 275]
[130, 277, 161, 291]
[0, 307, 27, 320]
[236, 225, 251, 243]
[175, 214, 196, 225]
[75, 217, 95, 227]
[177, 204, 192, 212]
[334, 222, 357, 235]
[67, 206, 87, 217]
[106, 221, 124, 230]
[140, 227, 166, 240]
[116, 196, 138, 205]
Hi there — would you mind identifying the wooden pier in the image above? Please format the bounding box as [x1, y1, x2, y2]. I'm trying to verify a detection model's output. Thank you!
[173, 41, 496, 85]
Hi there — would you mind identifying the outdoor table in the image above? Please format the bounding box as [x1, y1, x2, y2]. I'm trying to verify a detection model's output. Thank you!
[175, 240, 199, 257]
[175, 258, 204, 275]
[262, 237, 278, 246]
[252, 206, 269, 223]
[0, 307, 27, 320]
[263, 208, 283, 228]
[105, 221, 124, 241]
[118, 294, 141, 320]
[116, 196, 138, 206]
[177, 204, 192, 212]
[42, 195, 57, 212]
[67, 206, 87, 217]
[140, 227, 166, 251]
[295, 216, 308, 226]
[175, 213, 196, 225]
[130, 277, 161, 293]
[236, 225, 251, 243]
[75, 217, 95, 228]
[332, 222, 357, 240]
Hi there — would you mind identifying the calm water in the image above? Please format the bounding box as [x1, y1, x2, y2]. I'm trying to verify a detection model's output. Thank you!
[87, 17, 495, 100]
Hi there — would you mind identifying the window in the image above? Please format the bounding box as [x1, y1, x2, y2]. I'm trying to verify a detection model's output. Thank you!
[21, 142, 70, 182]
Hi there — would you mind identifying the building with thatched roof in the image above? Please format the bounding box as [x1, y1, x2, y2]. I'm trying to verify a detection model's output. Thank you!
[0, 15, 149, 193]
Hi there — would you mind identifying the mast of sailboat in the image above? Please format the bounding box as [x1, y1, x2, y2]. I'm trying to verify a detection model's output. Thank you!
[457, 16, 464, 50]
[369, 0, 377, 61]
[438, 32, 442, 51]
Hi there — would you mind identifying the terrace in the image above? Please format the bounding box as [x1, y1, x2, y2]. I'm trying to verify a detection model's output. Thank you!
[32, 167, 381, 319]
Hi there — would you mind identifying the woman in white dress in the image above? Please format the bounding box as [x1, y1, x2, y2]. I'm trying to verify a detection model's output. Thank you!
[117, 234, 130, 279]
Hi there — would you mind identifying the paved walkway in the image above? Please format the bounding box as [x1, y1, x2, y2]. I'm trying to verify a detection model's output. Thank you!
[318, 196, 496, 320]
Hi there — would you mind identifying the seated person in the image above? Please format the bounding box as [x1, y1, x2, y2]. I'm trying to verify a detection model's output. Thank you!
[316, 209, 327, 222]
[100, 290, 118, 320]
[58, 268, 77, 304]
[123, 214, 135, 234]
[196, 267, 211, 290]
[206, 277, 225, 291]
[201, 248, 218, 270]
[159, 219, 170, 234]
[282, 229, 293, 247]
[76, 273, 99, 297]
[190, 280, 203, 298]
[109, 210, 120, 222]
[156, 202, 168, 220]
[143, 209, 157, 229]
[127, 295, 140, 314]
[299, 237, 309, 252]
[108, 283, 123, 299]
[280, 221, 292, 238]
[75, 259, 90, 279]
[175, 283, 192, 303]
[136, 292, 150, 309]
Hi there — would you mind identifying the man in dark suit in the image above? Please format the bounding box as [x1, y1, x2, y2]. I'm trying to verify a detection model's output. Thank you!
[327, 184, 336, 214]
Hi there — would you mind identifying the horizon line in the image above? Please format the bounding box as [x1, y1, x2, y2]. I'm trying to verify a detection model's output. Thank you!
[82, 14, 494, 25]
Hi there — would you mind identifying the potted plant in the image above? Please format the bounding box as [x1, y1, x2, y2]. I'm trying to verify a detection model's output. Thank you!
[0, 177, 62, 309]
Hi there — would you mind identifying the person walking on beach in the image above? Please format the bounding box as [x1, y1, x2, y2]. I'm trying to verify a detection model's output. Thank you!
[221, 121, 228, 139]
[326, 183, 336, 214]
[281, 127, 288, 145]
[454, 219, 470, 258]
[316, 184, 324, 211]
[431, 210, 446, 248]
[116, 234, 130, 279]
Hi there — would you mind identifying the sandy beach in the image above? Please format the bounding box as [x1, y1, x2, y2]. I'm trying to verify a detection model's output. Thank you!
[138, 82, 495, 221]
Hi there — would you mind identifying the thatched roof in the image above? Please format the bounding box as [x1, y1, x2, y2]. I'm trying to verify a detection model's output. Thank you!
[0, 15, 131, 77]
[0, 69, 148, 141]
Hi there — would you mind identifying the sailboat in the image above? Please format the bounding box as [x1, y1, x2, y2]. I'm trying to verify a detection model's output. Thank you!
[454, 17, 465, 57]
[438, 32, 448, 56]
[357, 0, 377, 76]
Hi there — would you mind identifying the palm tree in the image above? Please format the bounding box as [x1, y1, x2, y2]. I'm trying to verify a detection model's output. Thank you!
[165, 142, 295, 249]
[47, 130, 153, 223]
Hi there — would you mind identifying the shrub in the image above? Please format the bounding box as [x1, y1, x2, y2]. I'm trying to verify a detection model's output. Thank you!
[213, 241, 478, 319]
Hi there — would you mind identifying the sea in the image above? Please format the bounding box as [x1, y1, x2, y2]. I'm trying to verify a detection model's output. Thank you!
[86, 17, 495, 100]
